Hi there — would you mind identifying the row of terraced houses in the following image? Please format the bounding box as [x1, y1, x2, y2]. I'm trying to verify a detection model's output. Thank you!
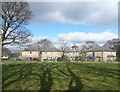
[21, 44, 116, 62]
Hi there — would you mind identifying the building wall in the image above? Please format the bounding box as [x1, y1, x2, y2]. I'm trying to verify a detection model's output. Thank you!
[86, 52, 102, 57]
[22, 51, 116, 62]
[22, 51, 62, 60]
[22, 51, 39, 59]
[65, 52, 79, 60]
[85, 51, 116, 61]
[41, 52, 62, 60]
[22, 51, 80, 61]
[103, 52, 116, 61]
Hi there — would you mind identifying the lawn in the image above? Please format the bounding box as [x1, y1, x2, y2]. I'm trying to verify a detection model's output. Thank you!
[2, 61, 120, 91]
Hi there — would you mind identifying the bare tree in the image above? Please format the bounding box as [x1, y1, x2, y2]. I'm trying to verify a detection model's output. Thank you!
[104, 38, 119, 51]
[85, 41, 97, 49]
[37, 39, 53, 60]
[0, 2, 32, 47]
[2, 47, 11, 56]
[104, 38, 120, 62]
[117, 43, 120, 62]
[57, 41, 71, 58]
[81, 41, 97, 51]
[80, 41, 97, 61]
[37, 39, 52, 51]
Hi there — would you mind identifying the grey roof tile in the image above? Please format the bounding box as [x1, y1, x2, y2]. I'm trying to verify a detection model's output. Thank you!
[87, 45, 114, 52]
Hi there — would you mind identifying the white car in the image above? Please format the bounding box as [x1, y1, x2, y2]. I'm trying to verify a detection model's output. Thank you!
[2, 56, 8, 59]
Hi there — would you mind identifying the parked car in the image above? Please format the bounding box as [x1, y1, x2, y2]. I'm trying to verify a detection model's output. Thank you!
[2, 56, 9, 59]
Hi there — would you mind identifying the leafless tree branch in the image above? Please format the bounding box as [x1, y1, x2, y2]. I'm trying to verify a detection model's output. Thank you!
[0, 1, 32, 47]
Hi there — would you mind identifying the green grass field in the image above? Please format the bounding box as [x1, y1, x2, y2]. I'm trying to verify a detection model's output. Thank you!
[2, 61, 120, 91]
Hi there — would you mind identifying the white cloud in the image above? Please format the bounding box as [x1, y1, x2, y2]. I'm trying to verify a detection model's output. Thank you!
[58, 31, 118, 43]
[31, 36, 48, 43]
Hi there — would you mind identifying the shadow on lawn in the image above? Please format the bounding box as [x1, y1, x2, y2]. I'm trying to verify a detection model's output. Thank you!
[86, 66, 120, 79]
[2, 63, 84, 92]
[2, 63, 56, 91]
[39, 63, 84, 92]
[2, 64, 33, 90]
[66, 64, 84, 92]
[30, 63, 57, 92]
[39, 65, 53, 92]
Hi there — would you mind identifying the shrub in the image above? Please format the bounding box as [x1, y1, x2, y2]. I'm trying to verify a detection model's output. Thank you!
[43, 59, 48, 61]
[33, 58, 41, 61]
[115, 58, 120, 62]
[75, 56, 80, 61]
[57, 57, 63, 62]
[98, 58, 102, 62]
[75, 56, 86, 61]
[57, 55, 70, 62]
[107, 59, 112, 62]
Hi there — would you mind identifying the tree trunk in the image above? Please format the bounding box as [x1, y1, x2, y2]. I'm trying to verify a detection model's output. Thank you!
[116, 45, 120, 62]
[102, 51, 103, 62]
[0, 38, 2, 61]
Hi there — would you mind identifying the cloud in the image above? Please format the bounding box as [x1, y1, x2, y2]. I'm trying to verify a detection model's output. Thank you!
[31, 36, 48, 43]
[29, 2, 117, 25]
[58, 31, 118, 43]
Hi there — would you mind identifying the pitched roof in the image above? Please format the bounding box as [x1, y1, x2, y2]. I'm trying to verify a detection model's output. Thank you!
[24, 45, 60, 52]
[87, 45, 114, 52]
[38, 46, 60, 52]
[87, 45, 103, 52]
[102, 46, 114, 52]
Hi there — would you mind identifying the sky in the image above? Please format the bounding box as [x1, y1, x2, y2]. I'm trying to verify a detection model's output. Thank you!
[26, 1, 118, 46]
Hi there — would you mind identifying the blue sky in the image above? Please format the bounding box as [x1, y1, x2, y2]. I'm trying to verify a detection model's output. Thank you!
[28, 23, 118, 35]
[27, 2, 118, 44]
[27, 23, 118, 38]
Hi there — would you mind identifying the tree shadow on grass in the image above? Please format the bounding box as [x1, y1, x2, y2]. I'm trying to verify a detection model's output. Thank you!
[2, 63, 85, 91]
[2, 63, 55, 91]
[31, 63, 57, 92]
[39, 68, 53, 92]
[86, 66, 120, 79]
[66, 65, 84, 92]
[54, 63, 84, 91]
[2, 64, 32, 89]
